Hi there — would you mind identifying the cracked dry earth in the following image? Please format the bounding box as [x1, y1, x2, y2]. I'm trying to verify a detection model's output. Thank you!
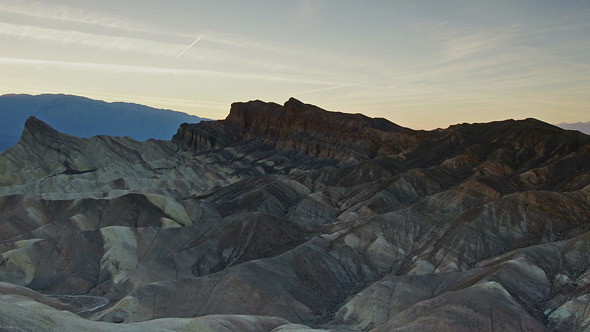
[0, 98, 589, 331]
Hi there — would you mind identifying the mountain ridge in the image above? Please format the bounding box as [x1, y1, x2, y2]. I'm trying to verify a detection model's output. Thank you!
[0, 99, 589, 331]
[174, 99, 589, 186]
[557, 121, 590, 135]
[0, 93, 206, 152]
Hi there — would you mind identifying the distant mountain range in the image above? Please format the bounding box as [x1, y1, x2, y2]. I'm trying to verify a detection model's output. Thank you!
[0, 94, 206, 152]
[556, 121, 590, 135]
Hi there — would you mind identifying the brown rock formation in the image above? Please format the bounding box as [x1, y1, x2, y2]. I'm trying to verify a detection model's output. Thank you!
[173, 98, 418, 161]
[0, 99, 589, 331]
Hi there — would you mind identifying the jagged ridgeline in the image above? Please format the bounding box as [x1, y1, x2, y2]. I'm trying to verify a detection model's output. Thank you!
[0, 93, 206, 153]
[0, 98, 589, 331]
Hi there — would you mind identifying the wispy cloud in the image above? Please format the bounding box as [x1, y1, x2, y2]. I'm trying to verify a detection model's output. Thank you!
[2, 1, 587, 127]
[379, 15, 590, 100]
[92, 93, 229, 112]
[0, 0, 380, 73]
[0, 0, 388, 88]
[289, 84, 355, 96]
[0, 57, 348, 86]
[415, 20, 521, 63]
[0, 22, 180, 56]
[0, 20, 374, 83]
[0, 0, 147, 32]
[0, 22, 280, 73]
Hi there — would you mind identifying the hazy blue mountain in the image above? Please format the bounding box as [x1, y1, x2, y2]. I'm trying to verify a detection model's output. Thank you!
[556, 121, 590, 135]
[0, 94, 206, 152]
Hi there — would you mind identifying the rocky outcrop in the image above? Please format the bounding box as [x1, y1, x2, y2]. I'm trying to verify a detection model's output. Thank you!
[174, 99, 590, 185]
[0, 99, 589, 331]
[173, 98, 418, 162]
[0, 116, 177, 188]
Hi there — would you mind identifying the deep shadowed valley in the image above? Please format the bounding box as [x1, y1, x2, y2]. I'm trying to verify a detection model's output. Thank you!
[0, 98, 589, 331]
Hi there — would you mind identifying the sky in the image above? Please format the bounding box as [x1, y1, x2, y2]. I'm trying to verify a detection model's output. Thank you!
[0, 0, 588, 129]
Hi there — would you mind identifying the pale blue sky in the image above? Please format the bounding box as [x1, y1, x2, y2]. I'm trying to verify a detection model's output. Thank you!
[0, 0, 588, 129]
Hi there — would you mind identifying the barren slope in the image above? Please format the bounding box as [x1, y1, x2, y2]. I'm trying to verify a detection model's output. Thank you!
[1, 98, 589, 331]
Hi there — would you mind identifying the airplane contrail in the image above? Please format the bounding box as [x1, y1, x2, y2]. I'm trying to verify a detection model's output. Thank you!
[176, 34, 204, 58]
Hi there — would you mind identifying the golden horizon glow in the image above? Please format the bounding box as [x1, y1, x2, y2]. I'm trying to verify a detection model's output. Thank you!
[1, 0, 588, 130]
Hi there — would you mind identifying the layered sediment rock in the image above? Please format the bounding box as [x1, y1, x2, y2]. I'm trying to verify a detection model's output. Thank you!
[1, 99, 589, 331]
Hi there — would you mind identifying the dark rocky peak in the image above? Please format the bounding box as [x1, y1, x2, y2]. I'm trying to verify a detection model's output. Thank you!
[226, 97, 408, 135]
[403, 118, 590, 191]
[176, 98, 416, 161]
[283, 97, 309, 114]
[447, 118, 563, 138]
[283, 97, 407, 133]
[173, 99, 590, 183]
[24, 116, 59, 137]
[173, 120, 233, 153]
[19, 116, 61, 148]
[224, 99, 283, 134]
[441, 118, 590, 157]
